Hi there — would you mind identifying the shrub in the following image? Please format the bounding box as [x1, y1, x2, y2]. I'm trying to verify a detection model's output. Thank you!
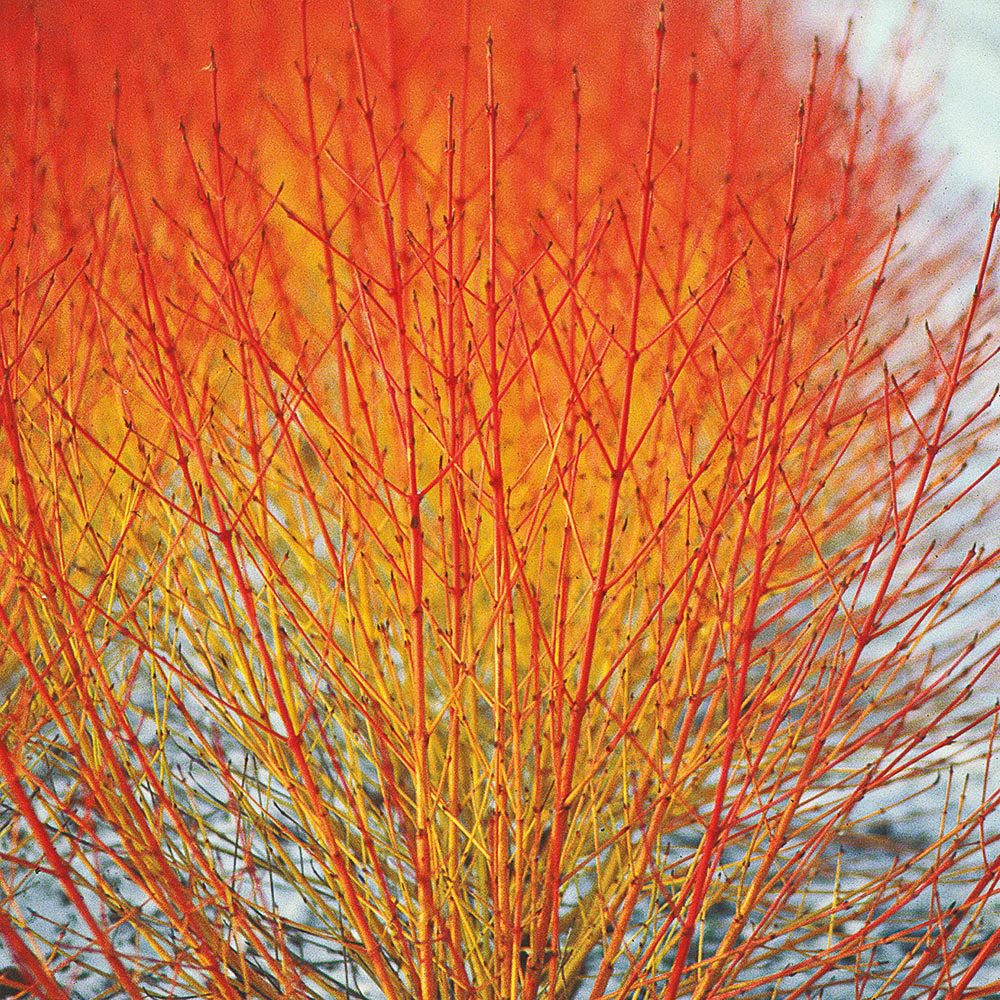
[1, 1, 998, 997]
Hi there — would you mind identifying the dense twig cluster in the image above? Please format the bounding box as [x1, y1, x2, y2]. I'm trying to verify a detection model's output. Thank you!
[1, 1, 999, 998]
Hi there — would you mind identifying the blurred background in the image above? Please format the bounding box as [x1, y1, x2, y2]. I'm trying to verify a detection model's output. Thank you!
[802, 0, 1000, 216]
